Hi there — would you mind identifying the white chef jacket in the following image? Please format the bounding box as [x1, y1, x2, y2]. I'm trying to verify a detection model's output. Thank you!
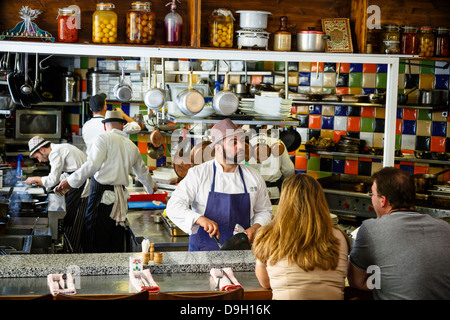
[67, 129, 154, 193]
[166, 159, 273, 235]
[248, 136, 295, 199]
[82, 116, 141, 154]
[41, 143, 87, 191]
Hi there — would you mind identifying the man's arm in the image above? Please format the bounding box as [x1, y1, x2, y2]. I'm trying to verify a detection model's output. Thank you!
[347, 261, 370, 291]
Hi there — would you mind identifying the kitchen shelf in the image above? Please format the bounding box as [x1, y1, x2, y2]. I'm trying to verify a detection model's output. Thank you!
[166, 114, 299, 126]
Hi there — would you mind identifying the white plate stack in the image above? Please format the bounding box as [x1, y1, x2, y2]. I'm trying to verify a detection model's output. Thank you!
[254, 95, 292, 119]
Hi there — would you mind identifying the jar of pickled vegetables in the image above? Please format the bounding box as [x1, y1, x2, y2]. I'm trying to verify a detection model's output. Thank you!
[400, 25, 418, 55]
[380, 24, 400, 54]
[209, 9, 234, 48]
[92, 2, 117, 44]
[418, 26, 435, 57]
[126, 2, 156, 44]
[57, 7, 79, 43]
[435, 27, 449, 57]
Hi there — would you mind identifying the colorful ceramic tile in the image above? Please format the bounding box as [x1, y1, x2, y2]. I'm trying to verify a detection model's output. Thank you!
[362, 88, 376, 95]
[333, 130, 347, 142]
[416, 120, 432, 136]
[415, 136, 431, 151]
[377, 64, 388, 73]
[297, 114, 309, 128]
[432, 111, 447, 121]
[405, 74, 419, 89]
[434, 75, 449, 90]
[339, 63, 350, 73]
[306, 154, 320, 171]
[310, 86, 323, 94]
[417, 109, 432, 121]
[296, 105, 309, 114]
[332, 158, 345, 173]
[349, 63, 363, 73]
[310, 62, 324, 73]
[435, 61, 450, 75]
[360, 117, 374, 132]
[322, 87, 335, 94]
[297, 86, 310, 94]
[298, 72, 311, 86]
[288, 62, 299, 71]
[349, 73, 363, 87]
[375, 107, 385, 119]
[288, 72, 299, 86]
[374, 118, 385, 133]
[373, 132, 384, 148]
[320, 157, 333, 171]
[299, 62, 311, 72]
[347, 131, 360, 139]
[334, 105, 347, 116]
[274, 61, 285, 71]
[363, 63, 377, 73]
[361, 106, 375, 118]
[362, 73, 376, 88]
[376, 73, 387, 88]
[348, 87, 362, 95]
[336, 73, 349, 87]
[335, 87, 349, 95]
[371, 161, 383, 175]
[419, 60, 435, 74]
[430, 136, 446, 152]
[399, 164, 414, 174]
[358, 160, 373, 176]
[324, 63, 336, 72]
[310, 72, 323, 87]
[321, 116, 334, 129]
[396, 119, 403, 134]
[360, 132, 374, 147]
[398, 74, 405, 89]
[263, 75, 275, 84]
[347, 106, 361, 117]
[251, 75, 263, 85]
[309, 105, 322, 115]
[323, 73, 336, 87]
[334, 117, 347, 131]
[403, 109, 418, 120]
[397, 108, 403, 119]
[419, 74, 435, 90]
[395, 134, 402, 149]
[401, 134, 416, 150]
[403, 119, 417, 135]
[321, 129, 335, 140]
[308, 115, 322, 129]
[344, 159, 359, 175]
[297, 128, 309, 144]
[399, 60, 406, 74]
[414, 165, 430, 174]
[295, 155, 308, 170]
[322, 105, 335, 116]
[347, 116, 361, 131]
[431, 121, 447, 137]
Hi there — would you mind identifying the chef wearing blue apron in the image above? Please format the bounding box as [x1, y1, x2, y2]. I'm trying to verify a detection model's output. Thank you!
[166, 119, 273, 251]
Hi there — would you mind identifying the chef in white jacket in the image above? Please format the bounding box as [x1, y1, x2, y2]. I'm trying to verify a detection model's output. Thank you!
[82, 93, 141, 154]
[166, 118, 272, 251]
[58, 110, 155, 253]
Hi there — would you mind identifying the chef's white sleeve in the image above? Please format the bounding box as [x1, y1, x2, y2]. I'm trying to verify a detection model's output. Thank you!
[41, 152, 64, 190]
[123, 122, 141, 135]
[165, 170, 202, 235]
[251, 175, 273, 227]
[132, 154, 154, 194]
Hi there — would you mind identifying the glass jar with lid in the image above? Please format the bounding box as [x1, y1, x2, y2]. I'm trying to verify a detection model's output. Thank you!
[400, 25, 418, 55]
[435, 27, 449, 57]
[57, 7, 79, 43]
[418, 26, 435, 57]
[127, 2, 156, 44]
[380, 24, 400, 54]
[92, 2, 117, 44]
[274, 16, 291, 51]
[209, 9, 234, 48]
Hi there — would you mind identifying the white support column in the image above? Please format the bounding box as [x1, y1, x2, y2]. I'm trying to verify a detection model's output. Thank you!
[383, 58, 399, 167]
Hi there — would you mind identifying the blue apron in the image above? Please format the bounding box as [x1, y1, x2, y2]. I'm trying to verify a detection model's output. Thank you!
[189, 163, 251, 251]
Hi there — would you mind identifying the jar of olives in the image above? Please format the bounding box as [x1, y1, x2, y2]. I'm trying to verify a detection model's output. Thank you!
[418, 26, 435, 57]
[92, 2, 117, 44]
[127, 2, 156, 44]
[380, 24, 400, 54]
[57, 7, 79, 43]
[209, 9, 235, 48]
[400, 26, 418, 55]
[435, 27, 449, 57]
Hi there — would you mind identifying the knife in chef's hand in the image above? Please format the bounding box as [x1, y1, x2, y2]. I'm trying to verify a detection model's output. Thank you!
[222, 270, 234, 285]
[213, 235, 222, 249]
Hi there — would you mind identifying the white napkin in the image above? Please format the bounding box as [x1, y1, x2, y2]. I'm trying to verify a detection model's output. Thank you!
[47, 273, 76, 296]
[210, 267, 242, 291]
[129, 269, 160, 293]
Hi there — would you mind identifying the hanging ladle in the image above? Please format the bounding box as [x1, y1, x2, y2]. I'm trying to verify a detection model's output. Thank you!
[20, 53, 32, 95]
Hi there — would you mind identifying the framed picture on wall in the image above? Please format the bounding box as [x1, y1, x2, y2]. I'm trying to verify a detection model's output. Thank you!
[321, 18, 353, 53]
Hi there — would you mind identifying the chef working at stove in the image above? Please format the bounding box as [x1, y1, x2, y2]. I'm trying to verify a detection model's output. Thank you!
[57, 110, 155, 253]
[82, 93, 141, 154]
[166, 118, 273, 251]
[24, 136, 89, 253]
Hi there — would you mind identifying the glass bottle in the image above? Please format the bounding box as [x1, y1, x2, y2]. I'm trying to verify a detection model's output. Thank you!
[127, 2, 156, 44]
[418, 26, 435, 57]
[57, 7, 79, 43]
[92, 2, 117, 44]
[380, 24, 400, 54]
[400, 25, 418, 55]
[274, 16, 291, 51]
[164, 0, 183, 46]
[435, 27, 449, 57]
[209, 9, 234, 48]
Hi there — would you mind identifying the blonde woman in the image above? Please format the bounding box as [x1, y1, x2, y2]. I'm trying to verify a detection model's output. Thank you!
[252, 174, 349, 300]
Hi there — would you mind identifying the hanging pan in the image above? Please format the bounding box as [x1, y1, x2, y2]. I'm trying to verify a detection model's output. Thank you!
[176, 71, 205, 116]
[144, 58, 165, 110]
[212, 71, 239, 116]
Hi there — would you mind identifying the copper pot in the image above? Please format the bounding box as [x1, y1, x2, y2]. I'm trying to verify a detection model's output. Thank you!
[190, 141, 215, 165]
[254, 142, 271, 163]
[413, 169, 449, 193]
[270, 141, 285, 157]
[149, 129, 163, 148]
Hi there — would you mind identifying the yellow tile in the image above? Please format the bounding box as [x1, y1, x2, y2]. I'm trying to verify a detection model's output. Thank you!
[264, 61, 275, 71]
[416, 120, 431, 136]
[362, 73, 376, 88]
[310, 86, 322, 94]
[432, 111, 447, 121]
[375, 107, 385, 118]
[288, 72, 298, 86]
[138, 133, 148, 142]
[299, 62, 311, 72]
[398, 74, 405, 89]
[373, 132, 384, 148]
[322, 105, 335, 116]
[306, 171, 320, 180]
[419, 74, 434, 90]
[296, 105, 309, 114]
[321, 129, 334, 139]
[371, 162, 383, 175]
[348, 87, 362, 95]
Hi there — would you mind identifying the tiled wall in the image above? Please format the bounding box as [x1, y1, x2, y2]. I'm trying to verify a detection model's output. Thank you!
[66, 57, 449, 177]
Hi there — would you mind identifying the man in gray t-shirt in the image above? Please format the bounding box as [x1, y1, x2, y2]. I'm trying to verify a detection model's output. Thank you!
[348, 167, 450, 300]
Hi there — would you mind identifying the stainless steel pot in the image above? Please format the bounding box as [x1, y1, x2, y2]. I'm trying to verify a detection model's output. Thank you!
[144, 58, 165, 110]
[86, 67, 101, 97]
[296, 30, 329, 52]
[176, 71, 204, 116]
[212, 72, 239, 116]
[62, 72, 80, 102]
[114, 67, 132, 102]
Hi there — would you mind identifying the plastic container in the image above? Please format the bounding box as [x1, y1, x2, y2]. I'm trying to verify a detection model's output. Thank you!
[435, 27, 449, 57]
[400, 25, 418, 55]
[380, 24, 400, 54]
[92, 2, 117, 44]
[57, 7, 79, 43]
[126, 2, 156, 44]
[418, 26, 435, 57]
[209, 9, 234, 48]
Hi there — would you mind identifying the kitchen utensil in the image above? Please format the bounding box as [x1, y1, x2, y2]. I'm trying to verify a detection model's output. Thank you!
[279, 127, 302, 152]
[144, 58, 166, 110]
[147, 143, 165, 159]
[236, 10, 271, 29]
[86, 67, 101, 97]
[173, 128, 193, 178]
[220, 232, 251, 250]
[412, 169, 450, 193]
[190, 140, 215, 165]
[236, 29, 270, 50]
[213, 235, 222, 249]
[53, 276, 63, 290]
[176, 71, 205, 115]
[222, 270, 235, 285]
[149, 129, 163, 148]
[20, 53, 32, 96]
[215, 269, 223, 290]
[212, 72, 239, 116]
[369, 93, 385, 104]
[270, 141, 285, 157]
[397, 87, 417, 104]
[62, 273, 68, 289]
[7, 54, 21, 105]
[114, 64, 132, 102]
[296, 29, 330, 52]
[62, 72, 79, 102]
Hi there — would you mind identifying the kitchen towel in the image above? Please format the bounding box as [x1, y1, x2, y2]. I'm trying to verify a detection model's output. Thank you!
[210, 267, 242, 291]
[47, 273, 76, 296]
[130, 269, 160, 293]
